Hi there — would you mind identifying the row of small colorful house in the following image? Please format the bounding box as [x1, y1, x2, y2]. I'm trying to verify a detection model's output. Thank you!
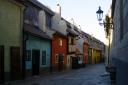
[0, 0, 105, 83]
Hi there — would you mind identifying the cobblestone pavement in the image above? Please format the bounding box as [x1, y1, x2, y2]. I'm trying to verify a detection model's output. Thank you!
[4, 63, 113, 85]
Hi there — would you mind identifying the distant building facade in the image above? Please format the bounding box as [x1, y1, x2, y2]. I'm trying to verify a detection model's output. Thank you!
[0, 0, 106, 83]
[66, 22, 78, 70]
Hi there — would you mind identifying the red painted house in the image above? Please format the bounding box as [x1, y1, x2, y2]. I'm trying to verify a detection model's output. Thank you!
[52, 32, 67, 72]
[83, 42, 89, 65]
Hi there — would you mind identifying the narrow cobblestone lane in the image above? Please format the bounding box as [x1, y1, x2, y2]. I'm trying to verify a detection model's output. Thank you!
[5, 63, 111, 85]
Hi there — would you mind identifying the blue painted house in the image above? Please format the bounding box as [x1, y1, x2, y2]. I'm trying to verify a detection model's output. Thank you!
[23, 0, 54, 77]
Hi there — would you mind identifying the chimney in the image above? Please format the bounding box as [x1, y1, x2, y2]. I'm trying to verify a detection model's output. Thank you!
[56, 3, 61, 16]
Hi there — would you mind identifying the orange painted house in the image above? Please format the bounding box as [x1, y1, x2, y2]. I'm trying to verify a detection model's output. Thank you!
[82, 32, 89, 65]
[52, 32, 67, 72]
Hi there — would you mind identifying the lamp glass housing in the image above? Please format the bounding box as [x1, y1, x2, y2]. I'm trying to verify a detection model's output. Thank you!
[96, 6, 103, 21]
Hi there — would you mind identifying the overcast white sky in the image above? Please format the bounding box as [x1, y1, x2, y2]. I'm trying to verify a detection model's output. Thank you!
[38, 0, 112, 43]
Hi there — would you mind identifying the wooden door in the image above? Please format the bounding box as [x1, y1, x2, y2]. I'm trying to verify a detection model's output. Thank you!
[58, 54, 64, 72]
[10, 47, 21, 80]
[32, 50, 40, 75]
[0, 46, 4, 83]
[72, 57, 78, 69]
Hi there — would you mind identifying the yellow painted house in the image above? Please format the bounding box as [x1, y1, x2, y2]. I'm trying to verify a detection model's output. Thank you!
[92, 49, 101, 64]
[0, 0, 24, 82]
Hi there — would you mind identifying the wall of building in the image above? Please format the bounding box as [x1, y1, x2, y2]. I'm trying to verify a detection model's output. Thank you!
[111, 0, 128, 84]
[52, 32, 67, 72]
[92, 49, 101, 64]
[76, 38, 84, 66]
[83, 43, 89, 64]
[0, 0, 23, 80]
[105, 38, 109, 66]
[67, 35, 76, 69]
[88, 48, 92, 64]
[76, 38, 84, 54]
[92, 49, 96, 64]
[26, 35, 51, 74]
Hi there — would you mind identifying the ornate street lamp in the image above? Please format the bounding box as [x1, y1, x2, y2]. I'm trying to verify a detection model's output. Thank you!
[96, 6, 103, 22]
[96, 6, 116, 81]
[96, 6, 113, 71]
[96, 6, 113, 38]
[96, 6, 110, 70]
[96, 6, 113, 28]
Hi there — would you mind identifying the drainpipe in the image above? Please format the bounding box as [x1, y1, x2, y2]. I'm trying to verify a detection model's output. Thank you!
[22, 8, 28, 79]
[22, 31, 25, 79]
[22, 9, 25, 79]
[50, 39, 52, 73]
[22, 31, 29, 79]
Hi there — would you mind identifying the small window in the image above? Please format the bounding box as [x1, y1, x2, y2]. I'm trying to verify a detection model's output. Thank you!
[46, 13, 51, 28]
[55, 54, 59, 63]
[25, 50, 31, 61]
[24, 6, 39, 27]
[73, 38, 76, 44]
[71, 38, 74, 44]
[42, 51, 46, 65]
[59, 54, 64, 62]
[59, 38, 63, 46]
[78, 57, 81, 61]
[68, 37, 71, 44]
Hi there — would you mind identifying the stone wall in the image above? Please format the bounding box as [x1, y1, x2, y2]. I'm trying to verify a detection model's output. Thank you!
[111, 0, 128, 84]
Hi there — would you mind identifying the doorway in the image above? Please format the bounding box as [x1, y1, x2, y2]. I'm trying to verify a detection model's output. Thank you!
[32, 50, 40, 75]
[10, 47, 21, 80]
[72, 57, 78, 69]
[0, 46, 4, 83]
[58, 54, 64, 71]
